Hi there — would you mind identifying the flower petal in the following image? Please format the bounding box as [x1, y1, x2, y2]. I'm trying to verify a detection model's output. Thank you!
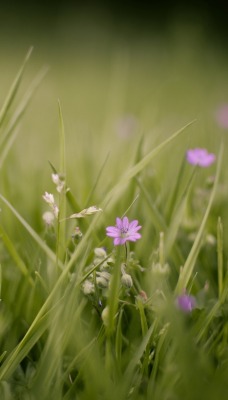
[122, 216, 129, 231]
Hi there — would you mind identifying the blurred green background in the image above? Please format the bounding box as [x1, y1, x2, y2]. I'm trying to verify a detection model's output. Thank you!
[0, 0, 228, 222]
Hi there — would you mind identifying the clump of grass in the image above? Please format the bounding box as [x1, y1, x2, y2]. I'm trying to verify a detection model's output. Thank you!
[0, 51, 228, 400]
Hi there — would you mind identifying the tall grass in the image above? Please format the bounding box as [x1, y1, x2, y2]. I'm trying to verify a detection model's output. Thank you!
[0, 46, 228, 400]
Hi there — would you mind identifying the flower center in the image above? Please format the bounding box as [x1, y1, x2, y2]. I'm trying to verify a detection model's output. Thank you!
[120, 227, 129, 237]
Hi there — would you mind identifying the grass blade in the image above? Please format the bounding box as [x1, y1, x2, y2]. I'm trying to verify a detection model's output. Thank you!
[0, 194, 62, 269]
[0, 47, 33, 129]
[103, 120, 196, 210]
[175, 141, 224, 294]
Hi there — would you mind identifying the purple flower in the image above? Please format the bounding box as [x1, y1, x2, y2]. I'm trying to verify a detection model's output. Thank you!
[176, 294, 196, 313]
[215, 104, 228, 128]
[186, 148, 216, 167]
[106, 216, 142, 246]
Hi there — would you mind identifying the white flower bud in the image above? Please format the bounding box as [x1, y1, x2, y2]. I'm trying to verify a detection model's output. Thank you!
[101, 306, 109, 326]
[94, 247, 107, 258]
[42, 192, 55, 205]
[52, 173, 65, 193]
[96, 276, 109, 288]
[121, 273, 133, 288]
[82, 280, 95, 295]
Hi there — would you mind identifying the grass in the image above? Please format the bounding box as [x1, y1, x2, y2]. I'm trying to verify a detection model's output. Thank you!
[0, 30, 228, 399]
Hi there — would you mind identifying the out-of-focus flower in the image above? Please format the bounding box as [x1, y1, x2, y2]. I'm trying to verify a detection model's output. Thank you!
[42, 211, 55, 226]
[82, 280, 95, 295]
[186, 148, 216, 167]
[42, 192, 55, 205]
[121, 273, 133, 288]
[42, 192, 59, 218]
[215, 104, 228, 128]
[106, 216, 142, 246]
[176, 294, 196, 313]
[52, 173, 65, 193]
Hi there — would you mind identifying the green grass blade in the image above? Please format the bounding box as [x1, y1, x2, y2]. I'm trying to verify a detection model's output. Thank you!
[103, 120, 196, 210]
[124, 320, 156, 380]
[175, 141, 224, 294]
[136, 177, 184, 266]
[217, 217, 224, 299]
[164, 168, 196, 258]
[56, 101, 67, 262]
[0, 224, 35, 286]
[85, 151, 110, 207]
[0, 47, 33, 129]
[0, 67, 48, 168]
[106, 247, 122, 336]
[165, 154, 187, 223]
[0, 194, 62, 269]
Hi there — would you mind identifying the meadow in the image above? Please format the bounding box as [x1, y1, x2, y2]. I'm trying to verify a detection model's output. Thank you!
[0, 21, 228, 399]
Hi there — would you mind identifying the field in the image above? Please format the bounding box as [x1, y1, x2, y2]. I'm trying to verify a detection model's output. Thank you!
[0, 16, 228, 399]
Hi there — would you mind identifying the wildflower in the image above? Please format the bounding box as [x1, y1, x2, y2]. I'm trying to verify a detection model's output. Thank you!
[42, 192, 59, 218]
[106, 216, 142, 246]
[82, 280, 95, 295]
[42, 192, 55, 206]
[176, 294, 196, 313]
[42, 211, 55, 226]
[94, 247, 107, 258]
[215, 104, 228, 128]
[121, 273, 133, 288]
[186, 148, 216, 167]
[51, 173, 65, 193]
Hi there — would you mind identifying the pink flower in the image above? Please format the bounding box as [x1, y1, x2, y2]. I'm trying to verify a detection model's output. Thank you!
[215, 104, 228, 128]
[106, 216, 142, 246]
[186, 148, 216, 167]
[176, 294, 196, 313]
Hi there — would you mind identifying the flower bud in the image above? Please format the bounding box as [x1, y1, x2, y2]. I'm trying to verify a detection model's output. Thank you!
[121, 273, 133, 288]
[82, 280, 94, 295]
[96, 276, 109, 288]
[101, 306, 109, 326]
[94, 247, 107, 258]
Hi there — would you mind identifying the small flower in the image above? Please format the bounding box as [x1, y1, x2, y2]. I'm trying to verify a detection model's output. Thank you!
[53, 204, 59, 218]
[42, 192, 55, 205]
[42, 192, 59, 218]
[52, 173, 65, 193]
[42, 211, 55, 226]
[121, 273, 133, 288]
[106, 216, 142, 246]
[94, 247, 107, 258]
[186, 148, 216, 167]
[176, 294, 196, 313]
[82, 280, 95, 295]
[215, 104, 228, 128]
